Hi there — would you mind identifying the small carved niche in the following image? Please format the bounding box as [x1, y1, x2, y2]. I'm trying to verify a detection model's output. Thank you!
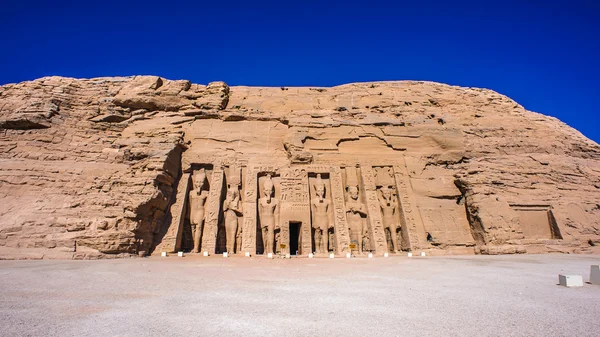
[256, 172, 281, 255]
[182, 164, 213, 252]
[216, 165, 245, 254]
[511, 205, 563, 240]
[308, 173, 334, 253]
[374, 166, 406, 252]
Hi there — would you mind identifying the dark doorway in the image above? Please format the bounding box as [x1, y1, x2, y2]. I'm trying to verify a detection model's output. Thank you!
[289, 222, 301, 255]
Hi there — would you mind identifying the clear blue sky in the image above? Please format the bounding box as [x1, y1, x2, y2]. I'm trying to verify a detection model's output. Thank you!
[1, 1, 598, 142]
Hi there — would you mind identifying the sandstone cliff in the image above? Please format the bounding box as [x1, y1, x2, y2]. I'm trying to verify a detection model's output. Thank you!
[0, 76, 598, 259]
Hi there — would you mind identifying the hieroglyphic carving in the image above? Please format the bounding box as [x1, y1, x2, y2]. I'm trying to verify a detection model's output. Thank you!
[241, 167, 258, 254]
[279, 167, 310, 255]
[393, 165, 426, 250]
[201, 167, 224, 254]
[330, 167, 350, 253]
[360, 165, 387, 255]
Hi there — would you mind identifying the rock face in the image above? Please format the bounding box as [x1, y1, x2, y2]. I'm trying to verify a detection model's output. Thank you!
[0, 76, 598, 259]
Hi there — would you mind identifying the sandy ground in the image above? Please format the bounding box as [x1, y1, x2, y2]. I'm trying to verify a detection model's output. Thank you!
[0, 254, 598, 337]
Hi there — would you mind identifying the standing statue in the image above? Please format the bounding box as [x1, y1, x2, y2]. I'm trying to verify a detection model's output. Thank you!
[379, 187, 399, 253]
[189, 168, 209, 253]
[258, 174, 279, 255]
[223, 183, 243, 254]
[311, 174, 332, 254]
[345, 184, 368, 253]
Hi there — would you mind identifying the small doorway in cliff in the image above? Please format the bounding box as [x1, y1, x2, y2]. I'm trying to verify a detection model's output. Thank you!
[289, 222, 301, 255]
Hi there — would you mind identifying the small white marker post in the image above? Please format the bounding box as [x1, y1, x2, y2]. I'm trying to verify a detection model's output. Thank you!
[346, 253, 351, 258]
[308, 253, 314, 258]
[285, 254, 291, 259]
[384, 252, 389, 258]
[267, 253, 273, 259]
[558, 274, 583, 287]
[223, 252, 228, 258]
[407, 252, 413, 257]
[420, 252, 426, 257]
[245, 252, 251, 257]
[203, 251, 209, 257]
[177, 251, 184, 257]
[368, 253, 373, 258]
[590, 265, 600, 285]
[161, 252, 167, 257]
[329, 253, 335, 259]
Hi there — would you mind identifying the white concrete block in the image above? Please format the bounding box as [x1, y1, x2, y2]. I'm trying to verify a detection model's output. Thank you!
[558, 274, 583, 287]
[223, 252, 228, 258]
[267, 253, 273, 259]
[308, 253, 314, 258]
[420, 252, 426, 257]
[245, 252, 251, 257]
[203, 251, 209, 257]
[590, 265, 600, 285]
[177, 251, 184, 257]
[368, 253, 373, 258]
[384, 253, 389, 258]
[161, 252, 167, 257]
[329, 253, 335, 259]
[285, 254, 291, 259]
[407, 252, 413, 257]
[346, 253, 351, 258]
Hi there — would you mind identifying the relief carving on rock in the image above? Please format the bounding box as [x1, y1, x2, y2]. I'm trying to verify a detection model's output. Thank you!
[345, 167, 369, 254]
[258, 174, 280, 255]
[189, 168, 209, 253]
[310, 174, 333, 254]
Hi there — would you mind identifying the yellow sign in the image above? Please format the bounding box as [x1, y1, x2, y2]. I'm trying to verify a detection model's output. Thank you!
[280, 244, 287, 249]
[349, 244, 357, 249]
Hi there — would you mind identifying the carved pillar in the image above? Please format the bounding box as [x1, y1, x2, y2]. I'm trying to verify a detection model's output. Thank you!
[361, 165, 388, 255]
[241, 167, 257, 255]
[154, 172, 191, 253]
[330, 166, 350, 254]
[201, 166, 224, 254]
[393, 164, 427, 251]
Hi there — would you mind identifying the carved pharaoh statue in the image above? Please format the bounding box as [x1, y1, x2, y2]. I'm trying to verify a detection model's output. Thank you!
[258, 174, 279, 255]
[311, 174, 332, 254]
[379, 187, 400, 253]
[223, 183, 243, 254]
[189, 168, 209, 253]
[345, 184, 368, 253]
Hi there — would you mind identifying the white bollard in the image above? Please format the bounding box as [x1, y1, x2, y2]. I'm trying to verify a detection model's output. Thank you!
[384, 252, 389, 258]
[245, 252, 251, 257]
[558, 274, 583, 287]
[203, 251, 209, 257]
[368, 253, 373, 258]
[420, 252, 426, 257]
[285, 254, 291, 259]
[161, 252, 167, 257]
[346, 253, 351, 258]
[590, 265, 600, 285]
[329, 253, 335, 259]
[308, 253, 314, 258]
[267, 253, 273, 259]
[223, 252, 228, 258]
[177, 251, 184, 257]
[407, 252, 413, 257]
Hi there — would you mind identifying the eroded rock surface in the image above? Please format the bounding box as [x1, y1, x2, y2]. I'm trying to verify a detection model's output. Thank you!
[0, 76, 598, 259]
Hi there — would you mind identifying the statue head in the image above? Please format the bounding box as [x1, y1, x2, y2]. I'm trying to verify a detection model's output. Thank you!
[193, 168, 206, 193]
[314, 174, 326, 199]
[347, 185, 359, 200]
[381, 187, 393, 200]
[226, 183, 239, 201]
[262, 174, 274, 200]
